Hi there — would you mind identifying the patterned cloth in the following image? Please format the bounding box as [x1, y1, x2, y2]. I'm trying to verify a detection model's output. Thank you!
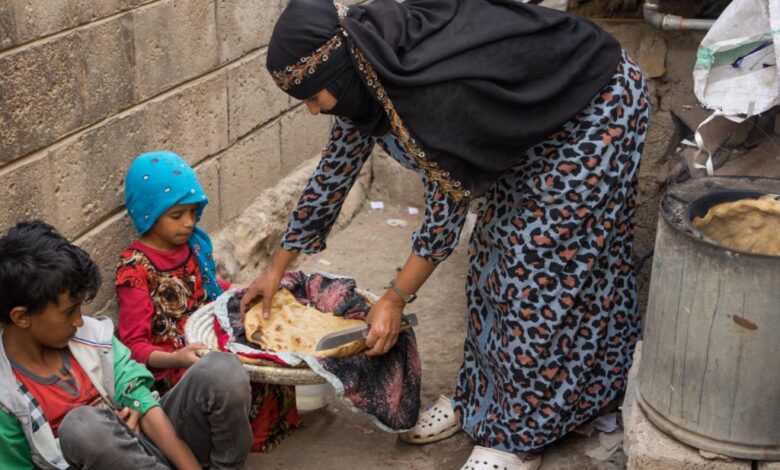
[216, 272, 422, 431]
[279, 52, 648, 452]
[15, 383, 46, 433]
[116, 243, 208, 387]
[455, 53, 649, 453]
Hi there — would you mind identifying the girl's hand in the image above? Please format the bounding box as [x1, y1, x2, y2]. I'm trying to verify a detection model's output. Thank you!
[364, 297, 404, 356]
[239, 269, 283, 318]
[172, 342, 207, 368]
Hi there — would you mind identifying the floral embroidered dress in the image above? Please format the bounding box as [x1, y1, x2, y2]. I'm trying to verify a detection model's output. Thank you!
[279, 52, 649, 453]
[116, 241, 211, 388]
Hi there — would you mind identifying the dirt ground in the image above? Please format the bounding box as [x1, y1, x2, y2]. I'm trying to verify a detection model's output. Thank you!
[247, 203, 627, 470]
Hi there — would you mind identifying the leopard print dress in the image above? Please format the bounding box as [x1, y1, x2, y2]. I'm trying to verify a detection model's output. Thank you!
[281, 51, 649, 453]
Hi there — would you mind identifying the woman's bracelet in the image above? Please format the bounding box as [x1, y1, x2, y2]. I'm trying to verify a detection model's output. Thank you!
[385, 279, 417, 304]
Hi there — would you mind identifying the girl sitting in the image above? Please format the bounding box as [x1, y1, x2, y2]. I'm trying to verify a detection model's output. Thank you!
[116, 151, 299, 451]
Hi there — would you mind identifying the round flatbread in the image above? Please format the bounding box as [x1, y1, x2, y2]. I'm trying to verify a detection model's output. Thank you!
[244, 289, 368, 358]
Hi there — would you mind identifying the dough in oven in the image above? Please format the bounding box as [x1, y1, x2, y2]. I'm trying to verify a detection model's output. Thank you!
[692, 194, 780, 256]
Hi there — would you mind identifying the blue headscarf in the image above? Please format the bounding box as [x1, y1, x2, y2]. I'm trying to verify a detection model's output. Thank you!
[124, 151, 223, 301]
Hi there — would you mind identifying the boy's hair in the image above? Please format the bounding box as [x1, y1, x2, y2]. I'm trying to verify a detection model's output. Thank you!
[0, 220, 101, 323]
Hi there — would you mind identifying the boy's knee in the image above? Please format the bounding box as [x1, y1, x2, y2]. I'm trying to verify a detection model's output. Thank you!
[60, 407, 115, 455]
[191, 352, 250, 400]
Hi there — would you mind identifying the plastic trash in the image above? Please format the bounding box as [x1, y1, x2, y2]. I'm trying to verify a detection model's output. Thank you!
[387, 219, 409, 228]
[694, 0, 780, 117]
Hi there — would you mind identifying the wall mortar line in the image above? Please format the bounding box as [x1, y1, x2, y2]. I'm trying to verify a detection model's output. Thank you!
[0, 0, 167, 60]
[0, 44, 272, 175]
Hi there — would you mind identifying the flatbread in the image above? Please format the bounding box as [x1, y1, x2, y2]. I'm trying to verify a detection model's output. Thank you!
[244, 289, 368, 358]
[692, 195, 780, 256]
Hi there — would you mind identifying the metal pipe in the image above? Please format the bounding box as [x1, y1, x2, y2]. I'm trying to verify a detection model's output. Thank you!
[643, 1, 715, 31]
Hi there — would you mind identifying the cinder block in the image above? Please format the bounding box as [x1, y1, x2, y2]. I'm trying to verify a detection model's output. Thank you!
[216, 0, 283, 64]
[370, 148, 425, 207]
[0, 156, 57, 234]
[0, 1, 74, 50]
[81, 14, 136, 125]
[69, 0, 129, 27]
[212, 156, 320, 280]
[132, 0, 219, 99]
[277, 0, 361, 10]
[119, 0, 159, 8]
[227, 50, 290, 143]
[0, 0, 165, 51]
[759, 462, 780, 469]
[144, 72, 229, 167]
[0, 33, 85, 164]
[219, 122, 281, 224]
[50, 111, 149, 239]
[0, 3, 14, 51]
[195, 157, 221, 234]
[625, 342, 752, 470]
[0, 0, 157, 51]
[75, 213, 136, 319]
[280, 107, 333, 176]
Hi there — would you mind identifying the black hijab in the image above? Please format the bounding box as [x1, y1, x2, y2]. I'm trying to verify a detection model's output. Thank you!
[265, 0, 389, 135]
[267, 0, 622, 197]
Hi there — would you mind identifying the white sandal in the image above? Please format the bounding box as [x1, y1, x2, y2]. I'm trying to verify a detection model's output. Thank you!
[460, 446, 542, 470]
[399, 395, 460, 444]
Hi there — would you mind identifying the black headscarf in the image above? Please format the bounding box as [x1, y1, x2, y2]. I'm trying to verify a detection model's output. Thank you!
[265, 0, 389, 135]
[267, 0, 622, 196]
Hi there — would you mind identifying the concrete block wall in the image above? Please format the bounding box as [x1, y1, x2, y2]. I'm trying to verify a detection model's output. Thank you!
[0, 0, 341, 316]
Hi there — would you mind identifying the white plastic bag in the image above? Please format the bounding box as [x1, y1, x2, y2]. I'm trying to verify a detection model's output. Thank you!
[694, 0, 780, 117]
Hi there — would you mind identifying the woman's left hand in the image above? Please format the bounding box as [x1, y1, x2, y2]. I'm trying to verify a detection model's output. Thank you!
[364, 297, 404, 356]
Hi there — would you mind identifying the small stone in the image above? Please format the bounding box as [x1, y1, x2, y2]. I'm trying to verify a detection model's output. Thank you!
[699, 450, 735, 462]
[638, 34, 667, 79]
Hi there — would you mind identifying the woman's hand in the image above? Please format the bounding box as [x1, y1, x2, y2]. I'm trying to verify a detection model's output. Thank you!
[240, 247, 299, 317]
[364, 297, 404, 356]
[239, 269, 283, 318]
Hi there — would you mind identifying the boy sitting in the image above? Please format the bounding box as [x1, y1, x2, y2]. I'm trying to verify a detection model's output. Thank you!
[0, 221, 252, 469]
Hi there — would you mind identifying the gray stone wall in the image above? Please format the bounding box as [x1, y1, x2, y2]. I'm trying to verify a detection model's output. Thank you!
[0, 0, 350, 315]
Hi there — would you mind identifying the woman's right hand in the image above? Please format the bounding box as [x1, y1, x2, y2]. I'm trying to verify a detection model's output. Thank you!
[239, 268, 283, 318]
